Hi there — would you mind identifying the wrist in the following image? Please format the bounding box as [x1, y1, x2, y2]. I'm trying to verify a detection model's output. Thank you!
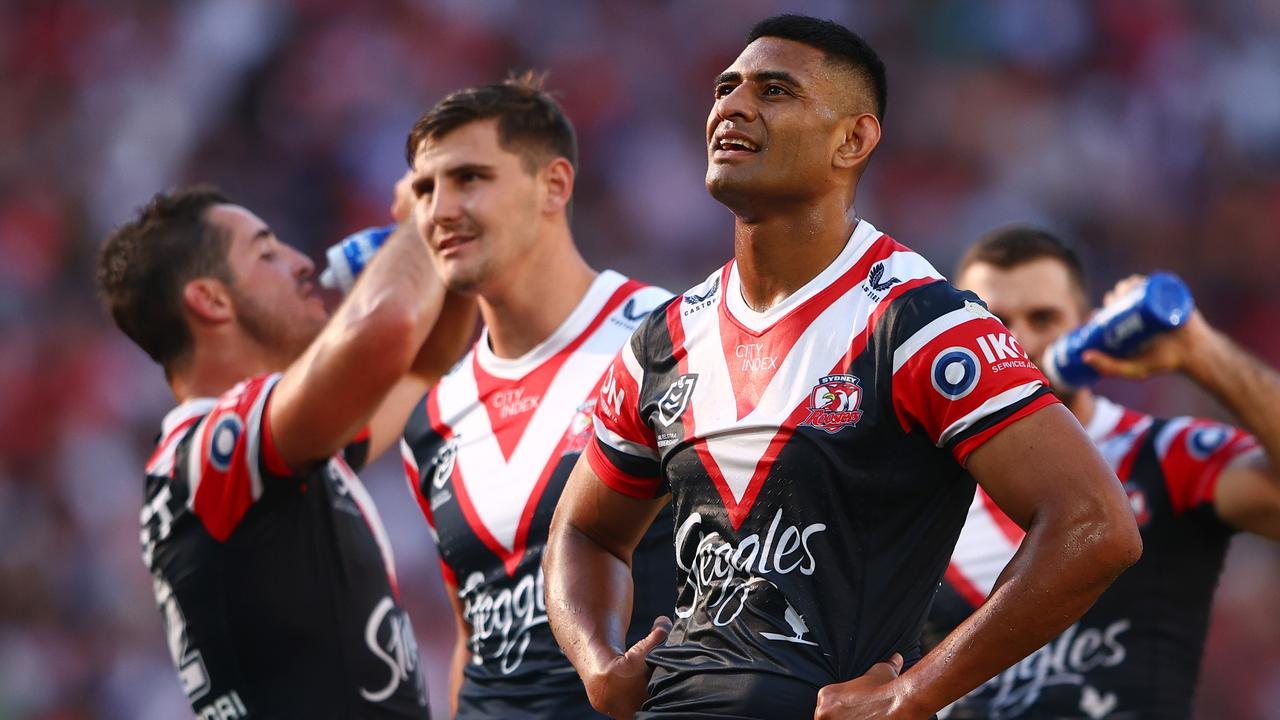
[889, 674, 934, 720]
[1178, 315, 1230, 383]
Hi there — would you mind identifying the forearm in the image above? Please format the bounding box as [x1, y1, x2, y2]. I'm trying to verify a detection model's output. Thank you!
[449, 635, 468, 718]
[1183, 322, 1280, 463]
[544, 521, 637, 682]
[271, 223, 441, 467]
[410, 289, 477, 383]
[899, 517, 1134, 713]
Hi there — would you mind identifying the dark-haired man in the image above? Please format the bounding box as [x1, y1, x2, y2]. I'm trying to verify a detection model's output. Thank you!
[398, 75, 675, 719]
[927, 227, 1280, 720]
[98, 185, 472, 717]
[544, 14, 1142, 720]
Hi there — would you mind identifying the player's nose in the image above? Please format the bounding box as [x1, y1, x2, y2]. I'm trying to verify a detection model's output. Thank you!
[711, 84, 758, 127]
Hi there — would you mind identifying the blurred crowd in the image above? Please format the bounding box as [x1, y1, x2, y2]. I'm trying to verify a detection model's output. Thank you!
[2, 0, 1279, 717]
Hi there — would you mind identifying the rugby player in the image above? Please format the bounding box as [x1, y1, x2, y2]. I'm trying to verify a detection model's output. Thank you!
[543, 15, 1142, 720]
[929, 227, 1280, 719]
[398, 76, 676, 718]
[97, 185, 472, 717]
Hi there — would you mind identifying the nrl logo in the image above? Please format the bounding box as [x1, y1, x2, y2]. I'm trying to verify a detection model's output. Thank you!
[430, 437, 459, 490]
[656, 374, 698, 427]
[800, 374, 864, 433]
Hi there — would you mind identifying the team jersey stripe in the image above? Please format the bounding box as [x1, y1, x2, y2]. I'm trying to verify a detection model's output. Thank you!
[718, 235, 905, 419]
[146, 414, 202, 476]
[400, 438, 433, 529]
[949, 392, 1057, 464]
[944, 563, 988, 609]
[891, 307, 979, 373]
[588, 440, 661, 499]
[681, 245, 941, 530]
[427, 276, 667, 575]
[330, 455, 401, 597]
[937, 381, 1045, 447]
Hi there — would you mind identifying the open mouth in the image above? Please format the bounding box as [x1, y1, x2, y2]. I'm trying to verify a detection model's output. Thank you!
[711, 132, 761, 159]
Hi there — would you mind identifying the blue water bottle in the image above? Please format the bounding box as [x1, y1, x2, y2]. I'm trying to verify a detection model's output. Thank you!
[1043, 272, 1195, 390]
[318, 225, 396, 292]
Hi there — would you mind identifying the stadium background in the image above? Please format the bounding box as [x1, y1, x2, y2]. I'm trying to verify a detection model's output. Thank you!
[3, 0, 1279, 717]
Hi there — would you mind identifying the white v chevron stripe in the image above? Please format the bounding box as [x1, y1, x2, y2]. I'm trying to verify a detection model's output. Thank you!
[433, 312, 633, 553]
[683, 249, 943, 506]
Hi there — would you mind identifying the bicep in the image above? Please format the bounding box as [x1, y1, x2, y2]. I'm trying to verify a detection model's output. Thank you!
[553, 453, 669, 563]
[967, 403, 1126, 531]
[1214, 451, 1280, 539]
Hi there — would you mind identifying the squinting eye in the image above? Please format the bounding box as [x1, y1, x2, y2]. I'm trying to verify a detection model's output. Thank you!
[764, 84, 787, 96]
[714, 85, 733, 98]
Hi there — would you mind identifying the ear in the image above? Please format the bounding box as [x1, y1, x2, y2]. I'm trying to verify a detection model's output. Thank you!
[182, 278, 235, 326]
[541, 157, 575, 215]
[833, 113, 881, 172]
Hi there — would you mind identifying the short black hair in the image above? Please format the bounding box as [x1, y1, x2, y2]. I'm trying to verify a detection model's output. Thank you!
[748, 14, 888, 120]
[959, 225, 1089, 300]
[405, 71, 577, 173]
[97, 186, 233, 371]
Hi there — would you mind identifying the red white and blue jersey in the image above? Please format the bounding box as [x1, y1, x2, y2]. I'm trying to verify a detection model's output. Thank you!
[141, 373, 429, 719]
[588, 220, 1058, 719]
[930, 396, 1262, 720]
[401, 271, 676, 719]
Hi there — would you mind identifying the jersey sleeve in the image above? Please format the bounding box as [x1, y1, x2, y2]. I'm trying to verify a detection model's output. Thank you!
[174, 373, 292, 541]
[1153, 417, 1262, 517]
[587, 331, 664, 499]
[888, 284, 1058, 465]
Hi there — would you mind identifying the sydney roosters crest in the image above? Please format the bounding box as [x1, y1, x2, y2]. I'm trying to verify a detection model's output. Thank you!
[800, 374, 864, 434]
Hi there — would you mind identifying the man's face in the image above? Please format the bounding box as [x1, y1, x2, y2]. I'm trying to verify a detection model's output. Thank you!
[706, 37, 851, 207]
[208, 204, 328, 360]
[956, 258, 1088, 369]
[410, 119, 544, 295]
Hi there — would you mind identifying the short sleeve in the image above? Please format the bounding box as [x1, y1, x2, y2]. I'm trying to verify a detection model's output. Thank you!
[176, 373, 290, 541]
[888, 285, 1058, 465]
[1153, 417, 1261, 516]
[587, 334, 664, 499]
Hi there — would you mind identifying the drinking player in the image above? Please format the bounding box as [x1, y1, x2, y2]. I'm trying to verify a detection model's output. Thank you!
[543, 14, 1142, 720]
[398, 75, 676, 718]
[97, 185, 472, 717]
[929, 227, 1280, 719]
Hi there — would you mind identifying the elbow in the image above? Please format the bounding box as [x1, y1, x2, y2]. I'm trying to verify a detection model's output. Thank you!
[347, 293, 429, 372]
[1080, 507, 1143, 579]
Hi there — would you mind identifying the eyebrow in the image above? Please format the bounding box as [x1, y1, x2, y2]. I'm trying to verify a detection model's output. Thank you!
[250, 228, 272, 243]
[411, 162, 495, 192]
[713, 69, 803, 88]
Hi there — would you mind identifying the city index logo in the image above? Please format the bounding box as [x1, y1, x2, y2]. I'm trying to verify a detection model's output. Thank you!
[799, 374, 864, 433]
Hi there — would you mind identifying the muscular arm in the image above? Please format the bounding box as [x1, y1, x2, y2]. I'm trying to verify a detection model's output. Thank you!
[544, 457, 670, 717]
[906, 405, 1140, 710]
[362, 290, 478, 462]
[821, 405, 1142, 718]
[268, 222, 444, 470]
[1083, 309, 1280, 539]
[444, 580, 471, 719]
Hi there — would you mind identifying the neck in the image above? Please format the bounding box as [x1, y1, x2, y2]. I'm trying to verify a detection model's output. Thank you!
[169, 334, 282, 403]
[732, 199, 859, 312]
[479, 226, 596, 360]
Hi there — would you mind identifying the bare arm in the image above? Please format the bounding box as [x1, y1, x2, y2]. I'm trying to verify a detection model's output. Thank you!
[362, 290, 478, 462]
[544, 456, 671, 719]
[269, 222, 443, 470]
[1084, 307, 1280, 539]
[444, 580, 471, 719]
[815, 405, 1142, 719]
